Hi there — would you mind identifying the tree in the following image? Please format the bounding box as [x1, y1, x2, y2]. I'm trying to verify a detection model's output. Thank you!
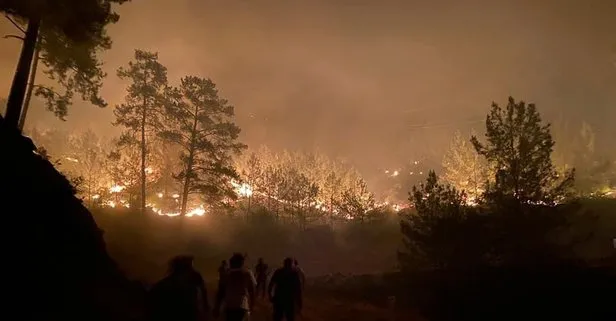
[336, 177, 376, 223]
[113, 50, 168, 214]
[1, 0, 129, 129]
[161, 76, 246, 216]
[399, 171, 487, 271]
[471, 96, 573, 205]
[442, 130, 490, 202]
[64, 129, 109, 206]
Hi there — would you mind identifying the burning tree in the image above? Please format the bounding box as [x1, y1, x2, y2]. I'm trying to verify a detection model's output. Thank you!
[161, 76, 246, 216]
[64, 129, 109, 206]
[442, 130, 490, 202]
[113, 50, 168, 214]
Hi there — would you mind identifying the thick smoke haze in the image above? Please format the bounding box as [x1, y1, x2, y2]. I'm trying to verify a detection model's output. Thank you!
[1, 0, 615, 183]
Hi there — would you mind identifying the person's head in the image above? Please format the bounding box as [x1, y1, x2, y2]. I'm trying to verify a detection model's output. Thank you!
[220, 260, 227, 267]
[168, 255, 194, 275]
[258, 257, 264, 264]
[283, 257, 294, 269]
[229, 252, 245, 269]
[294, 259, 299, 267]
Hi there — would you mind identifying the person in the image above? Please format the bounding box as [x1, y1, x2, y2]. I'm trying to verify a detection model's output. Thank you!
[214, 253, 256, 321]
[268, 257, 303, 321]
[293, 259, 306, 291]
[255, 257, 269, 299]
[147, 255, 210, 321]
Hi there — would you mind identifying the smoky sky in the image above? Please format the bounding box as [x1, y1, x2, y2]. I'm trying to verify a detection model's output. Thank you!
[1, 0, 615, 180]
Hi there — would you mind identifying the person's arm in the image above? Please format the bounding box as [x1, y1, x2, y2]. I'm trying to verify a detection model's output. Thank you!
[267, 270, 278, 301]
[213, 275, 226, 317]
[247, 271, 256, 311]
[294, 273, 303, 312]
[197, 274, 210, 312]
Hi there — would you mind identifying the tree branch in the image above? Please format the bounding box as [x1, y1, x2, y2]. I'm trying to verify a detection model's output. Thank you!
[4, 14, 26, 34]
[3, 34, 24, 40]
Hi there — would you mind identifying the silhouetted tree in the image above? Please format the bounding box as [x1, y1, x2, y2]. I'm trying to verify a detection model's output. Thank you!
[399, 171, 486, 271]
[161, 76, 245, 216]
[113, 50, 168, 214]
[1, 0, 129, 129]
[471, 96, 573, 205]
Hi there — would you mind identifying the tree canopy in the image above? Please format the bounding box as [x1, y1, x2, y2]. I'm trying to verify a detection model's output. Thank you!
[471, 96, 573, 204]
[161, 76, 246, 215]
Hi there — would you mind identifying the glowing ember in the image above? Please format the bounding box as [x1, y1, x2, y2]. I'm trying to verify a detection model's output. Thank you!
[231, 180, 253, 197]
[92, 194, 101, 200]
[149, 204, 206, 217]
[157, 192, 164, 198]
[65, 157, 79, 163]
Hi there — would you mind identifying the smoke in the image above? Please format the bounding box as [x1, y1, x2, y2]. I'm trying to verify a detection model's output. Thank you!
[1, 0, 615, 187]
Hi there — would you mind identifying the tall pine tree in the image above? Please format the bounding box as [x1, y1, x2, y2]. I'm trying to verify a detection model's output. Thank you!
[161, 76, 245, 216]
[113, 50, 168, 214]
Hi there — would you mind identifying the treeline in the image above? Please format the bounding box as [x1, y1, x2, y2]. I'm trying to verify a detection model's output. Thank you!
[441, 122, 616, 201]
[237, 147, 379, 227]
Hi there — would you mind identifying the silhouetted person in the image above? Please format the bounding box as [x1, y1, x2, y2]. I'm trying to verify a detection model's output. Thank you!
[268, 257, 303, 321]
[214, 253, 256, 321]
[147, 255, 210, 321]
[255, 257, 270, 298]
[294, 259, 306, 290]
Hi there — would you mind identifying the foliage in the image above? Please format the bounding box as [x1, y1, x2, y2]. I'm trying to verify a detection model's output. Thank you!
[113, 49, 169, 214]
[2, 0, 130, 123]
[399, 171, 487, 271]
[236, 147, 378, 225]
[442, 130, 491, 201]
[161, 76, 245, 215]
[336, 177, 377, 222]
[471, 96, 573, 205]
[63, 129, 109, 205]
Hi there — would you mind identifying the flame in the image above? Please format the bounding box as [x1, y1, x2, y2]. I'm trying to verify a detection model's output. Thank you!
[149, 204, 206, 217]
[92, 194, 101, 200]
[157, 192, 163, 198]
[231, 180, 253, 197]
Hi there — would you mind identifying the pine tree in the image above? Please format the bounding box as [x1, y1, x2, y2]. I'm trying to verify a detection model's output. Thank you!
[161, 76, 246, 216]
[442, 130, 490, 201]
[399, 171, 485, 271]
[1, 0, 129, 129]
[65, 129, 108, 206]
[113, 50, 168, 214]
[471, 96, 573, 204]
[336, 177, 376, 223]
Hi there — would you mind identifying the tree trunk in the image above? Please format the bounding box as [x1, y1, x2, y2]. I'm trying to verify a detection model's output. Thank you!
[18, 36, 41, 131]
[140, 99, 147, 215]
[180, 105, 200, 216]
[5, 18, 40, 130]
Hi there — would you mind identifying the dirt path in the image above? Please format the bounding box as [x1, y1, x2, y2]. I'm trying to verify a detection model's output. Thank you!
[245, 295, 417, 321]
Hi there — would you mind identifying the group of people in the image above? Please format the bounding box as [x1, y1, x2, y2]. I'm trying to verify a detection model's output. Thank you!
[147, 253, 305, 321]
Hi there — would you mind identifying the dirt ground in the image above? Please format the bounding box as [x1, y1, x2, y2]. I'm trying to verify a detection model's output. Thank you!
[241, 294, 421, 321]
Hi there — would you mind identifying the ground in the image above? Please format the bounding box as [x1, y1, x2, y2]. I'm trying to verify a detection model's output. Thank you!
[228, 293, 420, 321]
